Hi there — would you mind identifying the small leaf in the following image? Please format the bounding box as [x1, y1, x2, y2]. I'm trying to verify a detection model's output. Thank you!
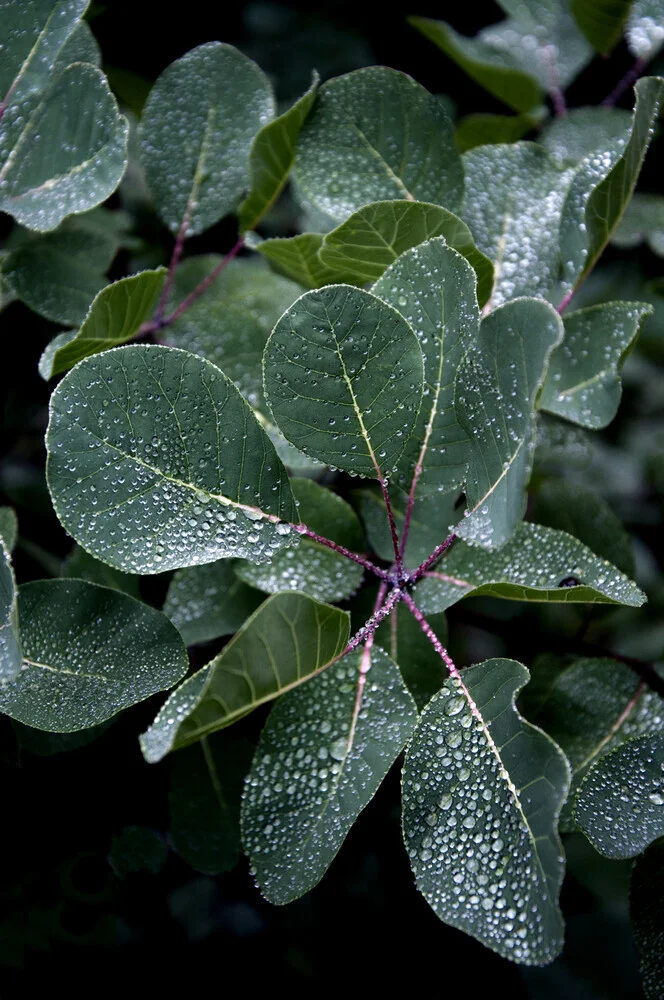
[0, 579, 188, 731]
[61, 545, 141, 598]
[239, 73, 319, 232]
[163, 561, 262, 647]
[539, 301, 652, 429]
[571, 0, 634, 54]
[456, 298, 563, 549]
[140, 592, 350, 763]
[560, 76, 664, 295]
[455, 109, 544, 152]
[540, 106, 632, 167]
[295, 66, 463, 222]
[0, 541, 21, 684]
[0, 507, 18, 553]
[163, 256, 301, 411]
[235, 478, 364, 603]
[264, 285, 424, 479]
[242, 646, 417, 903]
[372, 238, 480, 495]
[612, 193, 664, 256]
[40, 269, 166, 379]
[414, 522, 646, 613]
[255, 232, 357, 289]
[140, 42, 274, 236]
[630, 840, 664, 1000]
[169, 732, 254, 875]
[627, 0, 664, 58]
[463, 143, 573, 307]
[108, 826, 168, 877]
[576, 733, 664, 857]
[46, 345, 297, 573]
[402, 658, 569, 965]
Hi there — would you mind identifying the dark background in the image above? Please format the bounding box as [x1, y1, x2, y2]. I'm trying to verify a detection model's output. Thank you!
[0, 2, 657, 994]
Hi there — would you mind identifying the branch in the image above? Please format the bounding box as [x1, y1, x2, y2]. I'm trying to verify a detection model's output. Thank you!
[154, 206, 192, 325]
[344, 585, 403, 655]
[293, 522, 389, 580]
[400, 591, 460, 680]
[346, 581, 388, 752]
[409, 531, 457, 584]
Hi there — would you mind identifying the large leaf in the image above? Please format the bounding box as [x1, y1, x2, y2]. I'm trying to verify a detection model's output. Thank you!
[39, 268, 166, 379]
[0, 542, 21, 683]
[627, 0, 664, 58]
[540, 106, 632, 167]
[571, 0, 634, 54]
[414, 522, 646, 613]
[0, 1, 87, 103]
[295, 66, 463, 223]
[242, 645, 417, 904]
[630, 840, 664, 1000]
[45, 345, 297, 573]
[576, 733, 664, 857]
[163, 561, 262, 647]
[140, 592, 350, 763]
[539, 302, 652, 428]
[169, 732, 254, 874]
[463, 143, 572, 308]
[372, 238, 479, 496]
[239, 73, 319, 232]
[560, 76, 664, 295]
[235, 478, 364, 603]
[0, 579, 187, 730]
[140, 42, 274, 235]
[455, 298, 563, 548]
[612, 193, 664, 256]
[163, 256, 301, 411]
[263, 285, 424, 478]
[402, 659, 569, 965]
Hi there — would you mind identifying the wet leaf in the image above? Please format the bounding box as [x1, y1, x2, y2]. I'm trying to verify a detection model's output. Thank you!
[254, 232, 357, 288]
[540, 106, 632, 167]
[163, 562, 262, 647]
[455, 109, 544, 152]
[571, 0, 634, 54]
[355, 486, 460, 569]
[373, 600, 447, 709]
[0, 541, 21, 684]
[0, 508, 18, 553]
[627, 0, 664, 58]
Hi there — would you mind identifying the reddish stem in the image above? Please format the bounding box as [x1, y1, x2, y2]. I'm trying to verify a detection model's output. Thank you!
[380, 478, 403, 574]
[409, 531, 457, 584]
[346, 581, 389, 751]
[400, 591, 460, 679]
[556, 288, 575, 315]
[344, 586, 404, 655]
[294, 523, 389, 580]
[166, 236, 245, 325]
[154, 208, 192, 324]
[602, 57, 648, 108]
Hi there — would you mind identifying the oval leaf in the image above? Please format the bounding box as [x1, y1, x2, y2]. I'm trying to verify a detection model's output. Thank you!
[0, 541, 21, 683]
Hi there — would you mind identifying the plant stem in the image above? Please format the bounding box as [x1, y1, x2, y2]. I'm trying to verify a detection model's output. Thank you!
[400, 591, 460, 679]
[410, 531, 457, 584]
[602, 56, 648, 108]
[154, 208, 192, 324]
[344, 585, 403, 655]
[378, 476, 403, 575]
[346, 581, 388, 753]
[550, 88, 567, 118]
[556, 288, 575, 315]
[293, 522, 390, 580]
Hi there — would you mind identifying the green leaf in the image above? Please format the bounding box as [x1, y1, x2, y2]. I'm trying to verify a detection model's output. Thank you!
[263, 285, 424, 478]
[169, 732, 254, 875]
[139, 42, 274, 236]
[39, 269, 166, 379]
[455, 109, 545, 152]
[540, 106, 632, 167]
[0, 507, 18, 553]
[571, 0, 634, 54]
[0, 579, 187, 731]
[1, 1, 87, 103]
[0, 541, 21, 684]
[627, 0, 664, 58]
[414, 522, 646, 613]
[560, 76, 664, 295]
[235, 478, 364, 603]
[108, 826, 168, 877]
[239, 73, 319, 232]
[374, 601, 447, 710]
[455, 299, 563, 548]
[61, 544, 141, 598]
[402, 658, 569, 965]
[254, 232, 358, 289]
[45, 345, 297, 573]
[163, 256, 301, 411]
[631, 840, 664, 1000]
[140, 591, 350, 763]
[355, 486, 460, 569]
[539, 302, 652, 429]
[242, 645, 417, 904]
[408, 17, 543, 113]
[163, 561, 262, 647]
[532, 479, 635, 576]
[612, 193, 664, 256]
[576, 733, 664, 857]
[295, 66, 463, 222]
[463, 143, 573, 307]
[372, 238, 480, 495]
[12, 717, 112, 755]
[52, 20, 100, 72]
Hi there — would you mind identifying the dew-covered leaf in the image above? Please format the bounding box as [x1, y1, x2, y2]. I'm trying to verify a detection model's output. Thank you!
[612, 193, 664, 256]
[372, 238, 480, 495]
[627, 0, 664, 58]
[242, 645, 417, 904]
[163, 561, 262, 647]
[163, 256, 301, 411]
[52, 19, 100, 71]
[263, 285, 424, 479]
[295, 66, 463, 223]
[61, 544, 141, 598]
[539, 301, 652, 429]
[1, 0, 87, 103]
[402, 658, 569, 965]
[571, 0, 634, 53]
[40, 269, 166, 379]
[139, 42, 274, 236]
[46, 345, 297, 573]
[235, 478, 364, 603]
[455, 298, 563, 548]
[355, 486, 460, 569]
[560, 76, 664, 295]
[463, 143, 573, 308]
[239, 73, 319, 232]
[0, 579, 187, 731]
[373, 600, 447, 709]
[414, 522, 645, 613]
[540, 106, 632, 167]
[576, 733, 664, 857]
[0, 508, 18, 553]
[169, 732, 254, 874]
[140, 592, 350, 763]
[0, 541, 21, 684]
[254, 232, 358, 289]
[630, 839, 664, 1000]
[455, 109, 544, 152]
